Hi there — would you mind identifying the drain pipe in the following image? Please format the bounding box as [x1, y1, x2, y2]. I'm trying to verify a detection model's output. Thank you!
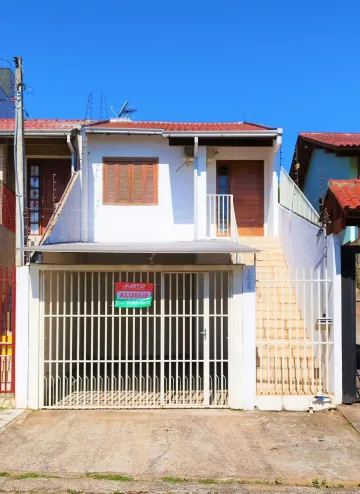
[193, 136, 199, 240]
[67, 134, 76, 175]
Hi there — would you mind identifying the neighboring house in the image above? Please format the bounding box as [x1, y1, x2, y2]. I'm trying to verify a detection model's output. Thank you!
[8, 117, 343, 412]
[0, 68, 15, 118]
[289, 132, 360, 244]
[0, 118, 83, 395]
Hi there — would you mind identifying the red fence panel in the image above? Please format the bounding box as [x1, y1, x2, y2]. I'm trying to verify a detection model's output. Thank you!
[0, 181, 15, 233]
[0, 266, 15, 393]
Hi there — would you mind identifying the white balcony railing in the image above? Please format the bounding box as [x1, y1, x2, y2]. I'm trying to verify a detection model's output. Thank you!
[206, 194, 239, 242]
[279, 167, 320, 226]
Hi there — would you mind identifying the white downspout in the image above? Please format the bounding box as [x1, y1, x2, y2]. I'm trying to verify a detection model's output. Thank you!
[193, 136, 199, 240]
[67, 134, 76, 175]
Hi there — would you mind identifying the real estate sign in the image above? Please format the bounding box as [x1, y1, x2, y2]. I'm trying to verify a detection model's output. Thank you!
[114, 282, 154, 308]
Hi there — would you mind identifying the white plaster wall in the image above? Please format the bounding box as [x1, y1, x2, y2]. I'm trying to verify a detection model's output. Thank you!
[87, 134, 194, 242]
[83, 136, 278, 243]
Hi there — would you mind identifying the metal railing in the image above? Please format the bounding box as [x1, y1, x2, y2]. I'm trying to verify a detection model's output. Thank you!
[0, 181, 15, 233]
[256, 268, 333, 396]
[206, 194, 238, 240]
[279, 167, 320, 226]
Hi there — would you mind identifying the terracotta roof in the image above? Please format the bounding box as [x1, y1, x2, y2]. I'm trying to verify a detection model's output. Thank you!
[328, 179, 360, 210]
[0, 118, 85, 131]
[300, 132, 360, 148]
[85, 120, 277, 131]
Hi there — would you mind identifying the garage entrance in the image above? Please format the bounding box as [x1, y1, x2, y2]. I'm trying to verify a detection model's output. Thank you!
[40, 270, 231, 409]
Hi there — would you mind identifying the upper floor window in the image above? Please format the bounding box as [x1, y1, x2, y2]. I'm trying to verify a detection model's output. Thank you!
[103, 158, 158, 205]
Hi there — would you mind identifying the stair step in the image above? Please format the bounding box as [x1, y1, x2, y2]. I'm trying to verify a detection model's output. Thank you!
[257, 329, 307, 339]
[257, 356, 318, 369]
[256, 368, 319, 380]
[256, 319, 306, 330]
[256, 309, 301, 319]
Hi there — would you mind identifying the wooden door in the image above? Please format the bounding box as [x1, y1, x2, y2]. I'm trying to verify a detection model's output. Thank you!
[41, 161, 70, 233]
[217, 160, 264, 236]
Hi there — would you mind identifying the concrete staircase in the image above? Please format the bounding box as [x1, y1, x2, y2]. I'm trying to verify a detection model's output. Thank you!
[241, 237, 320, 395]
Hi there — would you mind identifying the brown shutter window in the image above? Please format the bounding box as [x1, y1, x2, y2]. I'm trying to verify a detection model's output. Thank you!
[103, 159, 158, 205]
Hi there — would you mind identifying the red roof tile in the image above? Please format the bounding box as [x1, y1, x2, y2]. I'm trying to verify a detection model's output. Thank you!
[329, 179, 360, 210]
[0, 118, 85, 131]
[300, 132, 360, 148]
[85, 120, 276, 131]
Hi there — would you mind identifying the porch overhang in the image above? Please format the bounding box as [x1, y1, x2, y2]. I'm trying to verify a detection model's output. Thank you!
[19, 240, 259, 254]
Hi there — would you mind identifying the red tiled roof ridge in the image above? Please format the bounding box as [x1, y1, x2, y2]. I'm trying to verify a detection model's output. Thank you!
[300, 131, 360, 135]
[328, 178, 360, 211]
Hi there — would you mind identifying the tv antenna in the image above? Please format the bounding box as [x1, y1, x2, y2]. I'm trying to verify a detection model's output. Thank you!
[118, 100, 137, 118]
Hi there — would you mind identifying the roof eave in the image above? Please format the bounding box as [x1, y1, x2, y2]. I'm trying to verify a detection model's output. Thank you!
[85, 128, 281, 138]
[0, 129, 74, 137]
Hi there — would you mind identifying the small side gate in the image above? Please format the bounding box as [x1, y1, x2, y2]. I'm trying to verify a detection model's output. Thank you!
[40, 269, 231, 409]
[0, 267, 15, 394]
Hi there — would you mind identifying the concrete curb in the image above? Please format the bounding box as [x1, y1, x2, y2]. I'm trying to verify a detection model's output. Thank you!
[0, 477, 358, 494]
[338, 405, 360, 435]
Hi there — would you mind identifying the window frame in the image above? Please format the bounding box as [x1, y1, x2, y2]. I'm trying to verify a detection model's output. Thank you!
[102, 157, 159, 206]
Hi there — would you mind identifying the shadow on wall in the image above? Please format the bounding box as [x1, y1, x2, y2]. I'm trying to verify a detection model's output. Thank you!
[169, 159, 194, 225]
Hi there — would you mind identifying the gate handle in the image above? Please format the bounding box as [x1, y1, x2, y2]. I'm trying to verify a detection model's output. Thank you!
[200, 328, 206, 339]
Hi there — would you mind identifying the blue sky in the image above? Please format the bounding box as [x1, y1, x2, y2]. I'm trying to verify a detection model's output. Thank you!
[1, 0, 359, 167]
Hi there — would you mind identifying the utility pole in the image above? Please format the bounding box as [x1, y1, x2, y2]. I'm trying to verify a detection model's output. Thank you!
[14, 56, 25, 266]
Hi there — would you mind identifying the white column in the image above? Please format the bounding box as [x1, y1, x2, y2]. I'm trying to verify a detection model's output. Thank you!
[15, 266, 29, 408]
[328, 234, 342, 404]
[242, 265, 256, 410]
[229, 266, 243, 409]
[27, 266, 41, 409]
[194, 146, 207, 240]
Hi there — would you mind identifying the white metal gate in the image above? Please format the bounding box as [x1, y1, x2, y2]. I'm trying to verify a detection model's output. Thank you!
[40, 269, 230, 409]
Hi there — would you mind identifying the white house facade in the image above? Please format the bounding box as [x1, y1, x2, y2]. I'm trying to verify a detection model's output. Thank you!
[15, 119, 343, 412]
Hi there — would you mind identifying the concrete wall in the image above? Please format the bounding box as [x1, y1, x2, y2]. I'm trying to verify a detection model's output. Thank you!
[303, 149, 358, 243]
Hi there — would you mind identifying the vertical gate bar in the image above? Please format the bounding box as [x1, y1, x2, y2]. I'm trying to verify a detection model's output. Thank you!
[296, 267, 300, 394]
[97, 272, 101, 406]
[267, 271, 270, 394]
[153, 273, 156, 407]
[182, 273, 185, 404]
[219, 271, 224, 405]
[77, 272, 80, 407]
[125, 272, 129, 406]
[139, 272, 143, 407]
[132, 274, 136, 408]
[274, 269, 278, 394]
[55, 273, 60, 406]
[90, 272, 94, 406]
[84, 272, 87, 405]
[259, 269, 263, 394]
[160, 272, 165, 406]
[281, 270, 285, 395]
[203, 272, 210, 406]
[104, 271, 108, 406]
[62, 272, 66, 404]
[146, 272, 149, 407]
[196, 274, 199, 403]
[119, 273, 124, 407]
[310, 268, 314, 393]
[189, 274, 193, 404]
[168, 274, 172, 405]
[317, 267, 322, 392]
[49, 271, 53, 407]
[325, 267, 329, 392]
[111, 272, 115, 406]
[175, 273, 179, 404]
[303, 268, 307, 393]
[69, 273, 73, 407]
